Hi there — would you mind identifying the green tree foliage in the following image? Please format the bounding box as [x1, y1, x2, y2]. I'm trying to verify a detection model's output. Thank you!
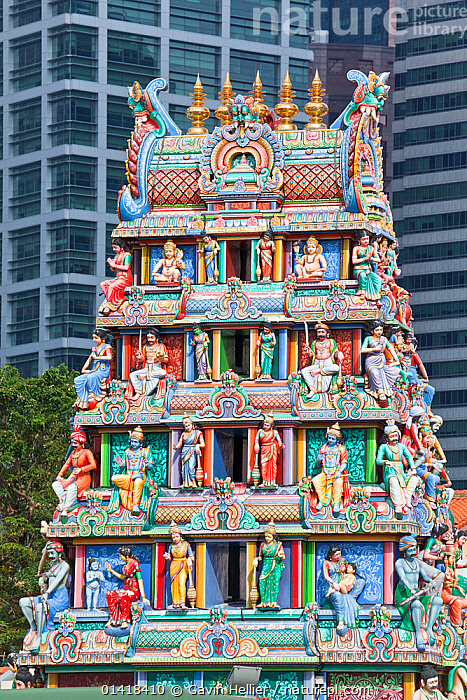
[0, 365, 76, 652]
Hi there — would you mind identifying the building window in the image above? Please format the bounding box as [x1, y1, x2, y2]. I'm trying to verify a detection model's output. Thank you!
[49, 156, 97, 211]
[47, 348, 89, 372]
[170, 41, 220, 99]
[10, 33, 41, 92]
[230, 0, 280, 44]
[171, 0, 219, 34]
[398, 211, 467, 236]
[50, 0, 97, 15]
[49, 26, 98, 82]
[106, 223, 117, 257]
[10, 0, 41, 27]
[0, 107, 2, 160]
[108, 31, 159, 87]
[289, 0, 309, 49]
[393, 181, 467, 207]
[107, 160, 127, 214]
[107, 95, 135, 150]
[0, 172, 3, 223]
[10, 162, 41, 220]
[328, 58, 343, 74]
[229, 50, 279, 97]
[402, 272, 467, 294]
[288, 58, 309, 103]
[394, 122, 467, 150]
[49, 90, 97, 147]
[0, 44, 3, 96]
[9, 225, 41, 283]
[168, 104, 216, 136]
[108, 0, 160, 25]
[9, 290, 40, 346]
[10, 98, 41, 156]
[357, 59, 373, 72]
[394, 151, 467, 179]
[8, 352, 39, 377]
[48, 220, 96, 275]
[47, 284, 96, 339]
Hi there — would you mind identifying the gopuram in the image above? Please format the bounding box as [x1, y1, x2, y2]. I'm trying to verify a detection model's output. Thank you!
[18, 69, 467, 698]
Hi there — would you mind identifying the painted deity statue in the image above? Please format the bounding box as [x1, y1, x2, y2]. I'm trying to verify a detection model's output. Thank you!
[352, 232, 383, 300]
[256, 324, 276, 379]
[412, 666, 448, 700]
[254, 413, 283, 487]
[312, 423, 350, 517]
[163, 522, 195, 609]
[361, 321, 401, 406]
[199, 233, 220, 284]
[256, 231, 276, 282]
[394, 534, 444, 652]
[110, 426, 154, 515]
[376, 422, 421, 518]
[99, 237, 133, 316]
[294, 237, 327, 280]
[191, 326, 212, 381]
[52, 428, 96, 517]
[152, 240, 185, 283]
[301, 322, 343, 400]
[19, 541, 71, 652]
[441, 542, 467, 631]
[414, 425, 453, 508]
[173, 414, 205, 488]
[322, 545, 364, 633]
[86, 558, 104, 611]
[74, 329, 113, 410]
[252, 521, 285, 610]
[448, 664, 467, 700]
[130, 328, 169, 396]
[104, 546, 149, 629]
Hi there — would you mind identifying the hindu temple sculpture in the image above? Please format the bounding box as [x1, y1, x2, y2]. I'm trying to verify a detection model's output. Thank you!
[173, 414, 205, 488]
[311, 423, 349, 517]
[52, 428, 96, 517]
[293, 237, 327, 280]
[252, 521, 285, 610]
[85, 558, 104, 611]
[412, 666, 448, 700]
[322, 545, 364, 633]
[129, 328, 168, 396]
[100, 237, 132, 316]
[74, 329, 113, 410]
[441, 541, 467, 631]
[105, 546, 150, 628]
[376, 422, 421, 518]
[110, 426, 154, 515]
[255, 230, 276, 282]
[198, 232, 220, 284]
[253, 413, 283, 487]
[191, 326, 212, 381]
[352, 232, 383, 300]
[362, 321, 401, 406]
[152, 240, 186, 283]
[163, 522, 195, 609]
[255, 324, 276, 379]
[301, 322, 343, 400]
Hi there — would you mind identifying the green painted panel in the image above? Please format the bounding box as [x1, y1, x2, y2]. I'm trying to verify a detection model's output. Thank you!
[147, 672, 193, 687]
[306, 428, 366, 482]
[110, 432, 168, 485]
[218, 240, 226, 284]
[303, 541, 315, 603]
[100, 433, 111, 487]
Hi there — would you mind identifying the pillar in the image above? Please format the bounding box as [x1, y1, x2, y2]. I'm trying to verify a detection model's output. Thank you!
[250, 328, 259, 379]
[273, 237, 284, 281]
[383, 541, 394, 605]
[218, 240, 226, 283]
[74, 545, 86, 608]
[136, 672, 148, 688]
[366, 427, 377, 482]
[212, 330, 221, 380]
[282, 427, 294, 485]
[198, 243, 206, 284]
[47, 674, 59, 689]
[196, 543, 206, 608]
[341, 238, 351, 279]
[246, 541, 257, 608]
[171, 429, 181, 488]
[133, 248, 142, 286]
[141, 246, 150, 284]
[100, 433, 111, 487]
[297, 428, 307, 482]
[278, 328, 288, 379]
[116, 337, 122, 379]
[291, 540, 303, 608]
[186, 331, 195, 381]
[204, 428, 214, 486]
[303, 541, 316, 603]
[153, 543, 166, 609]
[404, 674, 415, 700]
[248, 428, 257, 484]
[353, 329, 362, 375]
[251, 239, 259, 282]
[284, 240, 293, 277]
[289, 330, 299, 375]
[122, 335, 131, 380]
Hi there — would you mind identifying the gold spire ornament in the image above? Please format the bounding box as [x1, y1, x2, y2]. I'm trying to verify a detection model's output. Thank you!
[250, 71, 269, 121]
[274, 72, 299, 132]
[186, 75, 210, 135]
[215, 73, 235, 126]
[304, 70, 329, 130]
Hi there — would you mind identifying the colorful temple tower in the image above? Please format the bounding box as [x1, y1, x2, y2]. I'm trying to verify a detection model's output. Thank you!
[19, 70, 467, 698]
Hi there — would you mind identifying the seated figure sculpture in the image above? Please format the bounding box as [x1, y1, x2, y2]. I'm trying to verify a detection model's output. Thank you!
[110, 426, 154, 515]
[376, 421, 421, 518]
[311, 423, 350, 517]
[152, 240, 186, 284]
[129, 328, 168, 397]
[52, 428, 96, 517]
[294, 237, 327, 280]
[301, 322, 343, 400]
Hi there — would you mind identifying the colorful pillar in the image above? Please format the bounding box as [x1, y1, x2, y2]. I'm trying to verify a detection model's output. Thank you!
[204, 428, 214, 486]
[383, 541, 394, 604]
[248, 428, 257, 484]
[297, 428, 307, 481]
[353, 329, 362, 375]
[100, 433, 111, 487]
[289, 330, 299, 375]
[132, 247, 142, 286]
[186, 331, 195, 381]
[291, 540, 303, 607]
[141, 246, 150, 284]
[404, 674, 415, 700]
[74, 545, 86, 608]
[250, 328, 259, 379]
[273, 237, 284, 281]
[47, 674, 59, 689]
[122, 335, 132, 380]
[212, 330, 221, 381]
[195, 543, 206, 608]
[251, 239, 259, 282]
[218, 240, 226, 283]
[341, 238, 351, 279]
[116, 337, 122, 379]
[198, 244, 206, 284]
[278, 328, 288, 379]
[171, 430, 181, 488]
[153, 542, 166, 609]
[303, 541, 315, 603]
[366, 427, 377, 482]
[246, 541, 257, 608]
[282, 427, 294, 485]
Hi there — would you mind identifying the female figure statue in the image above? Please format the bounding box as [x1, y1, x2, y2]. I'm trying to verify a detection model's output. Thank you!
[254, 413, 283, 487]
[441, 542, 467, 631]
[352, 232, 383, 300]
[421, 523, 450, 572]
[19, 541, 71, 652]
[173, 414, 205, 488]
[110, 426, 154, 515]
[163, 522, 195, 609]
[294, 237, 327, 279]
[199, 233, 220, 284]
[361, 320, 401, 406]
[74, 329, 113, 410]
[322, 545, 364, 633]
[104, 546, 149, 629]
[152, 240, 186, 283]
[256, 230, 276, 282]
[256, 324, 276, 379]
[100, 237, 133, 315]
[252, 521, 285, 610]
[191, 326, 212, 381]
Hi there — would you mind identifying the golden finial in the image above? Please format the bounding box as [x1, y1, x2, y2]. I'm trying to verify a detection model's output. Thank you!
[304, 70, 329, 130]
[250, 71, 269, 121]
[215, 73, 235, 126]
[186, 75, 210, 135]
[274, 71, 299, 132]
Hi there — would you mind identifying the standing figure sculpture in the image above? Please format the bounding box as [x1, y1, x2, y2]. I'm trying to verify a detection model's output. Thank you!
[376, 422, 421, 518]
[110, 426, 154, 515]
[173, 414, 205, 488]
[130, 328, 169, 396]
[322, 545, 365, 633]
[312, 423, 350, 517]
[301, 322, 343, 400]
[86, 558, 104, 611]
[199, 233, 220, 284]
[100, 237, 133, 315]
[361, 321, 401, 406]
[74, 329, 113, 410]
[163, 522, 195, 609]
[191, 326, 212, 381]
[254, 413, 283, 487]
[256, 230, 276, 282]
[52, 428, 96, 517]
[352, 232, 383, 300]
[256, 324, 276, 379]
[152, 240, 186, 284]
[19, 541, 71, 652]
[294, 237, 327, 280]
[252, 521, 285, 610]
[104, 546, 149, 629]
[394, 534, 444, 652]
